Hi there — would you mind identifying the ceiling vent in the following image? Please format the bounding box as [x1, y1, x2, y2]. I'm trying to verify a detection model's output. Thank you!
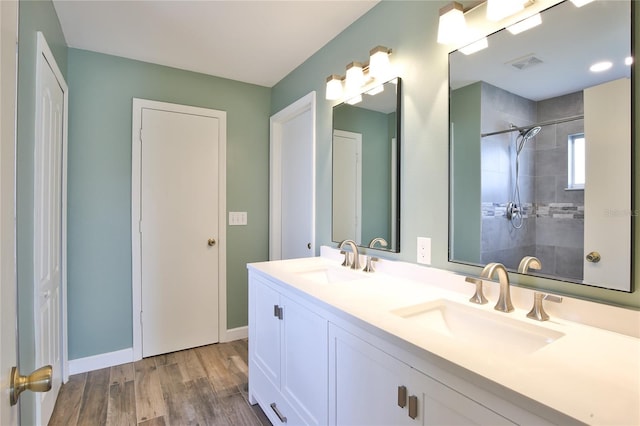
[507, 54, 543, 70]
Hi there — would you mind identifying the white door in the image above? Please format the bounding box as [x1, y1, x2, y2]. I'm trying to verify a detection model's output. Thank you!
[34, 32, 67, 425]
[270, 92, 315, 260]
[332, 130, 362, 244]
[139, 105, 221, 357]
[583, 78, 631, 290]
[0, 1, 18, 424]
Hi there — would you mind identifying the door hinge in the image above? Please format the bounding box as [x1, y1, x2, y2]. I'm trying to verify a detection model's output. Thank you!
[140, 311, 143, 325]
[139, 220, 143, 234]
[139, 128, 143, 142]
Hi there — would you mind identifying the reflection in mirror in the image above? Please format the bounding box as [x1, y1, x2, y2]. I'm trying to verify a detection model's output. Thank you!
[449, 0, 631, 291]
[332, 78, 401, 252]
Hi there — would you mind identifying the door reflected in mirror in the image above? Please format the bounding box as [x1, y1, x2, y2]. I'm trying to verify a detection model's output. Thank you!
[448, 0, 632, 291]
[332, 78, 401, 252]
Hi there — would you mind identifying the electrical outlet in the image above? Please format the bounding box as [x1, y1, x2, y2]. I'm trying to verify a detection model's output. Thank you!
[417, 237, 431, 265]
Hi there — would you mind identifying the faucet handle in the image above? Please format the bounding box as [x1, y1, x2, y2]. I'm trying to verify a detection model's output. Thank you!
[527, 292, 562, 321]
[340, 250, 352, 267]
[363, 256, 380, 273]
[465, 277, 488, 305]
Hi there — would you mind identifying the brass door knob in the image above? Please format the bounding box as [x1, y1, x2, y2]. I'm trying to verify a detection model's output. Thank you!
[207, 238, 216, 247]
[10, 365, 52, 405]
[586, 251, 601, 263]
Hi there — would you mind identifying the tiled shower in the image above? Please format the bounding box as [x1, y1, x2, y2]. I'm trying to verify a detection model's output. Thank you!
[480, 82, 584, 280]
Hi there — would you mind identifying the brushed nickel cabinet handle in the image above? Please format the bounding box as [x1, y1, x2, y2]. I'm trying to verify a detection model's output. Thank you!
[408, 395, 418, 419]
[397, 385, 407, 408]
[270, 402, 287, 423]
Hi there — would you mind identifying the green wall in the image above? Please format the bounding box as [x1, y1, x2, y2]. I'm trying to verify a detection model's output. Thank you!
[66, 49, 270, 359]
[16, 1, 68, 424]
[271, 0, 640, 309]
[333, 104, 392, 242]
[450, 83, 482, 263]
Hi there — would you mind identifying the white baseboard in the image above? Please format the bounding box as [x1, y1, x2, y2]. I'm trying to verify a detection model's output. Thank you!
[69, 347, 134, 375]
[70, 327, 247, 375]
[221, 325, 248, 342]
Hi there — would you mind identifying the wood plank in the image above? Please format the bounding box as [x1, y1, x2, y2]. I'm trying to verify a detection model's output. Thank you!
[195, 344, 238, 396]
[106, 380, 136, 426]
[220, 392, 263, 425]
[138, 416, 167, 426]
[157, 362, 197, 425]
[48, 373, 86, 426]
[134, 357, 167, 423]
[76, 367, 110, 426]
[184, 376, 231, 425]
[110, 363, 134, 385]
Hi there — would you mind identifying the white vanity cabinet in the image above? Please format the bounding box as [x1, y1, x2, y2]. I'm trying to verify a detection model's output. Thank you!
[248, 271, 328, 426]
[329, 324, 514, 426]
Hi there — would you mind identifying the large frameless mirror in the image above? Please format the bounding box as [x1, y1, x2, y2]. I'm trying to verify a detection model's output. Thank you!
[332, 77, 401, 252]
[448, 0, 632, 291]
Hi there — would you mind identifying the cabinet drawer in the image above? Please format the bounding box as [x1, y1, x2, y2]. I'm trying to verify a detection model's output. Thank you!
[251, 360, 304, 426]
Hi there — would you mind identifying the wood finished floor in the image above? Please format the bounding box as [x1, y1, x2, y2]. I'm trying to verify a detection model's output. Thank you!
[49, 339, 271, 426]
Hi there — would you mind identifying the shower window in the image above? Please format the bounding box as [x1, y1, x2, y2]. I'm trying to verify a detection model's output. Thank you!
[568, 133, 585, 190]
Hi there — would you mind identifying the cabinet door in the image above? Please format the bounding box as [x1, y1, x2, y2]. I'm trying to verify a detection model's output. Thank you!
[281, 295, 328, 425]
[329, 325, 418, 426]
[251, 279, 282, 387]
[418, 373, 515, 426]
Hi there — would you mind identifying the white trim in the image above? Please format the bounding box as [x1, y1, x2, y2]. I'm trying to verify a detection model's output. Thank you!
[220, 326, 248, 342]
[332, 129, 362, 243]
[131, 98, 227, 361]
[35, 31, 69, 384]
[269, 92, 316, 260]
[68, 348, 134, 375]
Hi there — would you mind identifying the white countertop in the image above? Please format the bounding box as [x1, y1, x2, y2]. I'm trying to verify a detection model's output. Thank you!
[248, 254, 640, 426]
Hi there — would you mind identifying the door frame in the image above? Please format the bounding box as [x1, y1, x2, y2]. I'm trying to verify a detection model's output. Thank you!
[269, 92, 316, 260]
[0, 1, 19, 424]
[131, 99, 227, 360]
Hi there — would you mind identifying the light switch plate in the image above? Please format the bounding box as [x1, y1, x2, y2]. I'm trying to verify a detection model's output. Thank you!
[229, 211, 247, 226]
[417, 237, 431, 265]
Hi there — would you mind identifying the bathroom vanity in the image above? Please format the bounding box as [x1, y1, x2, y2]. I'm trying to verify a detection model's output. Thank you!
[248, 251, 640, 426]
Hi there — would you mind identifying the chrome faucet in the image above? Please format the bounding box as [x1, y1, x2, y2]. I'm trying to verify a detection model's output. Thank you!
[338, 239, 361, 270]
[518, 256, 542, 274]
[363, 238, 388, 272]
[480, 262, 514, 313]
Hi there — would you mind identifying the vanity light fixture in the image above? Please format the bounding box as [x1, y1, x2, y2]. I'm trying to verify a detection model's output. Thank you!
[325, 75, 343, 101]
[345, 61, 365, 89]
[366, 84, 385, 96]
[368, 46, 392, 80]
[459, 37, 488, 55]
[437, 2, 466, 45]
[324, 46, 393, 101]
[486, 0, 526, 21]
[507, 13, 541, 35]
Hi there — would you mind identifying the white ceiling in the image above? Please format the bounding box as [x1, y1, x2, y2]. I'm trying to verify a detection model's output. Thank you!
[52, 0, 379, 88]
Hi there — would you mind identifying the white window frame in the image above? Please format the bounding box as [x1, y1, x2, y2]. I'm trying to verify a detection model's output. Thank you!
[567, 132, 585, 190]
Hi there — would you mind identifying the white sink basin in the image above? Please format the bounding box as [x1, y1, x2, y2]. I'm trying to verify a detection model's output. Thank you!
[391, 299, 564, 355]
[295, 266, 367, 284]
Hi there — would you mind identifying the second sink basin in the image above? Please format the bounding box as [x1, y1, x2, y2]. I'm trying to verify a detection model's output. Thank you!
[295, 266, 367, 284]
[391, 299, 564, 355]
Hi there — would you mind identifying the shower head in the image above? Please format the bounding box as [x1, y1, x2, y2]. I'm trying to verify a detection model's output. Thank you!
[520, 126, 541, 140]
